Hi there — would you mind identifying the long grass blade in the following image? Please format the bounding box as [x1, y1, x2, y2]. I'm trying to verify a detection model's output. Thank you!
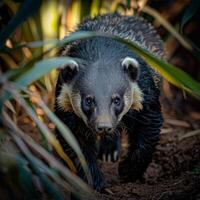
[142, 5, 192, 51]
[181, 0, 200, 31]
[16, 57, 80, 86]
[0, 0, 42, 49]
[5, 85, 77, 173]
[37, 97, 91, 183]
[61, 31, 200, 98]
[3, 112, 93, 199]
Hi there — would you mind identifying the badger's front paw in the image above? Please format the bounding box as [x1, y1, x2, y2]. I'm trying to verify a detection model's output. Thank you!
[97, 135, 120, 162]
[118, 155, 145, 182]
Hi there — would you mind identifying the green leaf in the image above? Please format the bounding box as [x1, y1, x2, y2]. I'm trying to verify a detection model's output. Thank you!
[114, 36, 200, 98]
[143, 6, 193, 51]
[1, 30, 200, 110]
[17, 157, 40, 200]
[38, 100, 91, 183]
[5, 48, 56, 81]
[5, 32, 98, 82]
[60, 31, 200, 98]
[4, 39, 59, 52]
[3, 113, 92, 199]
[10, 130, 64, 200]
[38, 171, 64, 200]
[7, 90, 77, 173]
[0, 131, 8, 148]
[15, 57, 78, 86]
[27, 155, 64, 200]
[0, 90, 12, 118]
[181, 0, 200, 31]
[0, 0, 42, 49]
[1, 31, 199, 115]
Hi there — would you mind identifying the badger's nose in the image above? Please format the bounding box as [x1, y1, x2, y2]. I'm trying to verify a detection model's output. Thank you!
[95, 123, 113, 133]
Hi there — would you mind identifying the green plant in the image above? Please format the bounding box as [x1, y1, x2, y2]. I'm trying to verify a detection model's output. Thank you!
[0, 0, 200, 199]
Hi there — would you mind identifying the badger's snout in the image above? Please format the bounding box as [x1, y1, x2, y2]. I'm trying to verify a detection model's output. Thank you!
[95, 122, 113, 133]
[94, 114, 114, 134]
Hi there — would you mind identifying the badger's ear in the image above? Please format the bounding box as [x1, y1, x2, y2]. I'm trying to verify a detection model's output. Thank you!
[60, 60, 79, 83]
[122, 57, 140, 82]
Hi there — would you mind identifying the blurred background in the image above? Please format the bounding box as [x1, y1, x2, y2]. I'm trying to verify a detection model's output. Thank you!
[0, 0, 200, 200]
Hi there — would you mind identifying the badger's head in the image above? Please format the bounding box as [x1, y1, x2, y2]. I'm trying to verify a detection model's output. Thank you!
[57, 56, 143, 135]
[57, 39, 144, 135]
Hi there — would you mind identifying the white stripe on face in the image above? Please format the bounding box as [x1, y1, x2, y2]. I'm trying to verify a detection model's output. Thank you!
[57, 84, 88, 124]
[118, 83, 143, 122]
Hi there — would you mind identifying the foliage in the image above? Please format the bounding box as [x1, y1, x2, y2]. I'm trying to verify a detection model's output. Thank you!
[0, 0, 199, 199]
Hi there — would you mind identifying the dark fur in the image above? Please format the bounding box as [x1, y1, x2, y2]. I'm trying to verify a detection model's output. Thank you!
[55, 13, 164, 191]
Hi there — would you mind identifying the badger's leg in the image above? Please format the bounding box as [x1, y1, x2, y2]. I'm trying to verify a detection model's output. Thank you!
[118, 101, 163, 181]
[56, 130, 105, 191]
[54, 112, 105, 192]
[79, 140, 106, 192]
[97, 134, 121, 162]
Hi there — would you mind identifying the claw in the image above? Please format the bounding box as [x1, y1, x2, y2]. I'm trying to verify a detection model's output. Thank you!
[97, 134, 121, 162]
[107, 154, 111, 162]
[102, 154, 106, 162]
[113, 150, 118, 162]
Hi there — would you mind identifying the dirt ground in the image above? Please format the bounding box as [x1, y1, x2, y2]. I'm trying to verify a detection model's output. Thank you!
[95, 106, 200, 200]
[17, 103, 200, 200]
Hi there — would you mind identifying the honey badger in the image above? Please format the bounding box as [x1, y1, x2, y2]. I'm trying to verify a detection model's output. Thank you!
[55, 13, 164, 191]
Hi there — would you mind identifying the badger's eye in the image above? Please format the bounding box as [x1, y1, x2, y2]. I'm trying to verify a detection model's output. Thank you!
[112, 96, 121, 106]
[85, 96, 94, 106]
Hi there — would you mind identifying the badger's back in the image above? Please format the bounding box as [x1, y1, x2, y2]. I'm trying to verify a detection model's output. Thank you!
[78, 13, 164, 59]
[66, 13, 164, 89]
